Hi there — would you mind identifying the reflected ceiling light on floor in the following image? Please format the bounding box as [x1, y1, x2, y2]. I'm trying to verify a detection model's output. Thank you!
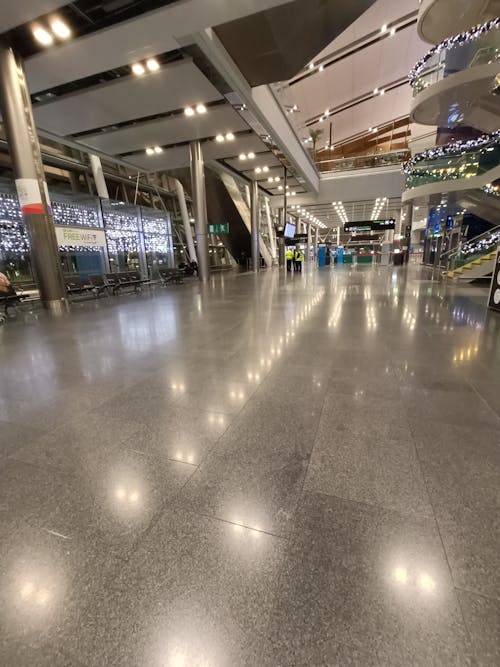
[216, 134, 225, 143]
[131, 62, 145, 76]
[154, 146, 163, 154]
[225, 132, 235, 141]
[196, 103, 207, 114]
[33, 26, 53, 46]
[146, 58, 160, 71]
[50, 19, 71, 39]
[184, 106, 195, 116]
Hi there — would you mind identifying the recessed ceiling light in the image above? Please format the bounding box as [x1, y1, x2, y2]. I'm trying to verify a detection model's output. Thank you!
[381, 23, 387, 32]
[278, 185, 283, 191]
[274, 177, 280, 182]
[380, 89, 385, 95]
[263, 166, 269, 172]
[50, 19, 71, 39]
[225, 132, 235, 141]
[239, 153, 247, 160]
[145, 147, 154, 155]
[255, 167, 262, 174]
[267, 177, 273, 183]
[319, 65, 324, 72]
[390, 27, 396, 36]
[196, 103, 207, 114]
[184, 106, 195, 116]
[154, 146, 163, 154]
[247, 152, 255, 159]
[373, 88, 378, 95]
[146, 58, 160, 71]
[33, 26, 53, 46]
[131, 63, 145, 76]
[215, 134, 225, 143]
[308, 62, 314, 70]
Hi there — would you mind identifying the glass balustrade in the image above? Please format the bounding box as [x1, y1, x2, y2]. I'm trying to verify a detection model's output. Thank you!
[411, 22, 500, 96]
[404, 138, 500, 189]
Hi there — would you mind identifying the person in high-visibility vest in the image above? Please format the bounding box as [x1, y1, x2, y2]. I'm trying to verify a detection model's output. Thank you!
[285, 248, 294, 272]
[294, 248, 304, 272]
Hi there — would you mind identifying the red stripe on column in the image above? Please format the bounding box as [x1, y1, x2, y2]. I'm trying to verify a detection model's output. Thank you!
[22, 204, 45, 214]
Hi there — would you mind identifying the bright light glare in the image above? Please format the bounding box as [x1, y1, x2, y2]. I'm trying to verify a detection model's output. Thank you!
[51, 19, 71, 39]
[146, 58, 160, 71]
[132, 63, 145, 75]
[33, 27, 53, 46]
[196, 103, 207, 114]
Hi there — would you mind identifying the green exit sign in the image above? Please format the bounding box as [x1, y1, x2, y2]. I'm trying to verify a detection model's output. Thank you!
[208, 223, 229, 234]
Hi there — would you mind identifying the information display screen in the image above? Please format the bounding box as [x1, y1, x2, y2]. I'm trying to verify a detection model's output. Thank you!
[344, 219, 395, 233]
[284, 222, 296, 238]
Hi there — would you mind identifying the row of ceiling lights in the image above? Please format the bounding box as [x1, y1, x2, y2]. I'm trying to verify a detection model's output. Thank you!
[371, 196, 388, 219]
[145, 130, 235, 155]
[306, 23, 396, 75]
[291, 206, 326, 228]
[239, 152, 256, 160]
[131, 59, 160, 75]
[32, 18, 71, 45]
[332, 201, 348, 224]
[185, 104, 207, 116]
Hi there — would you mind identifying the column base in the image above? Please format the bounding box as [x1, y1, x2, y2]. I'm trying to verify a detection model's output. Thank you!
[44, 299, 69, 315]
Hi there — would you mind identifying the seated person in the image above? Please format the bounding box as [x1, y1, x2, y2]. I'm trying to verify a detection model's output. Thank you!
[0, 272, 16, 297]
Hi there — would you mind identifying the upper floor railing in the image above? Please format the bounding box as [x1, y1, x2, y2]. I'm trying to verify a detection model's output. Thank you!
[410, 18, 500, 97]
[403, 132, 500, 189]
[318, 150, 409, 174]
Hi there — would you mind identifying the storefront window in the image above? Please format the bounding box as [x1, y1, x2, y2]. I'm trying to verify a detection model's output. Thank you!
[0, 191, 32, 283]
[101, 201, 143, 274]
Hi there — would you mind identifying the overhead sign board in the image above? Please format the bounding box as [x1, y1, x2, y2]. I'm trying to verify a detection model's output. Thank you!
[55, 225, 106, 247]
[207, 223, 229, 234]
[344, 219, 395, 233]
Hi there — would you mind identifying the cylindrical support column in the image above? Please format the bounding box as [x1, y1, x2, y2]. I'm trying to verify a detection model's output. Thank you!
[0, 46, 67, 312]
[89, 154, 109, 199]
[337, 226, 340, 246]
[315, 226, 319, 260]
[174, 179, 197, 264]
[250, 179, 260, 272]
[307, 224, 312, 262]
[189, 141, 210, 282]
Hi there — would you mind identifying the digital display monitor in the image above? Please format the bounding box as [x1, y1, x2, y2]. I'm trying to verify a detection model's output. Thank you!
[344, 219, 395, 233]
[284, 222, 296, 238]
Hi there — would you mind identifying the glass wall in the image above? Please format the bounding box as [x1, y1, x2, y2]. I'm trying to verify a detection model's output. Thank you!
[0, 181, 183, 286]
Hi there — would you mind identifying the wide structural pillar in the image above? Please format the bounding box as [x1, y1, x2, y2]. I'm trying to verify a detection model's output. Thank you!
[250, 179, 260, 272]
[174, 178, 197, 264]
[189, 141, 210, 282]
[0, 46, 67, 312]
[89, 154, 109, 199]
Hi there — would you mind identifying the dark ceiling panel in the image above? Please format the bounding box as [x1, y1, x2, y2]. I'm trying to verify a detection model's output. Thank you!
[214, 0, 376, 86]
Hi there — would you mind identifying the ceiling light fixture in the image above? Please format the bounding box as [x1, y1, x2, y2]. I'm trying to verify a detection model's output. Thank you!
[309, 62, 314, 70]
[267, 177, 274, 183]
[131, 63, 145, 76]
[50, 19, 71, 39]
[390, 27, 396, 36]
[33, 26, 53, 46]
[274, 177, 280, 182]
[373, 88, 378, 94]
[381, 23, 387, 32]
[319, 64, 324, 72]
[146, 58, 160, 71]
[255, 167, 262, 174]
[154, 146, 163, 154]
[225, 132, 235, 141]
[263, 166, 269, 172]
[380, 89, 385, 95]
[239, 153, 247, 160]
[196, 103, 207, 114]
[184, 106, 195, 116]
[247, 152, 255, 159]
[278, 185, 283, 191]
[145, 147, 154, 156]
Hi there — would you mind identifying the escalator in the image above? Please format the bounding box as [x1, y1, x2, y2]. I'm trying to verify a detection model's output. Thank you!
[446, 225, 500, 281]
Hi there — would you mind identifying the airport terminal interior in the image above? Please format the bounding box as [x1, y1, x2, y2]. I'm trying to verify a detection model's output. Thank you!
[0, 0, 499, 665]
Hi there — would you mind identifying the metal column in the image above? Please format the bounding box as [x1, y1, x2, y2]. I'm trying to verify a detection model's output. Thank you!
[250, 179, 260, 272]
[314, 226, 319, 261]
[307, 223, 312, 262]
[189, 141, 210, 282]
[337, 226, 340, 246]
[264, 196, 276, 261]
[174, 179, 197, 264]
[89, 154, 109, 199]
[0, 46, 67, 312]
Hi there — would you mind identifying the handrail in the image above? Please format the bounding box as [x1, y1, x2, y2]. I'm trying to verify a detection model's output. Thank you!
[318, 150, 409, 173]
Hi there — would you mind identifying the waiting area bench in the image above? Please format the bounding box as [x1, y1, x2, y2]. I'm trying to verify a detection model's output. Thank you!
[159, 268, 185, 285]
[105, 271, 150, 294]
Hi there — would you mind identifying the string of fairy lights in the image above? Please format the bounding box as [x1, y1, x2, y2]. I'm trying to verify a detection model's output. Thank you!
[0, 191, 175, 257]
[409, 18, 500, 85]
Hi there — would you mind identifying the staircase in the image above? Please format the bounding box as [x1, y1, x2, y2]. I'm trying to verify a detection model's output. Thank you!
[445, 226, 500, 281]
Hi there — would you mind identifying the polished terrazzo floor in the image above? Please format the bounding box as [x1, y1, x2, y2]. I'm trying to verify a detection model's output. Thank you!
[0, 264, 499, 666]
